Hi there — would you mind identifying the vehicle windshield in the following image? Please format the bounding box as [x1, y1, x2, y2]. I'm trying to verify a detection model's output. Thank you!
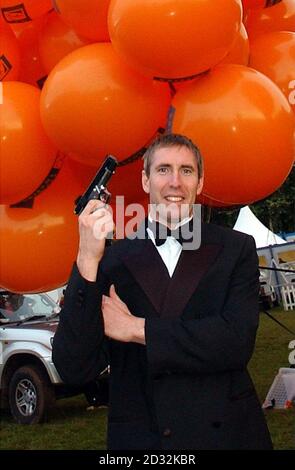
[0, 292, 60, 323]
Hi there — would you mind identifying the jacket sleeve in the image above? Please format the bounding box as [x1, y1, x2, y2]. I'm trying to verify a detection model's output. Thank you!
[145, 235, 260, 377]
[52, 263, 111, 386]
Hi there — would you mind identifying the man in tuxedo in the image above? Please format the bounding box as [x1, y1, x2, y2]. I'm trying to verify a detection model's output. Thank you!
[52, 133, 272, 450]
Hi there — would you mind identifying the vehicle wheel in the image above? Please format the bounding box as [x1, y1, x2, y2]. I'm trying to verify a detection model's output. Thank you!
[9, 364, 55, 424]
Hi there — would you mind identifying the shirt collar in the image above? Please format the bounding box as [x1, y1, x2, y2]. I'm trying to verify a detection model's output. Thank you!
[147, 214, 194, 247]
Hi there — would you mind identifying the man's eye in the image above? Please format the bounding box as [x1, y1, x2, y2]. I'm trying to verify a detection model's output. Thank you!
[158, 167, 168, 173]
[182, 168, 192, 175]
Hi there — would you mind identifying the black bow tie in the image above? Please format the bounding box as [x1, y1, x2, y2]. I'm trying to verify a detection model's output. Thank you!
[148, 220, 194, 247]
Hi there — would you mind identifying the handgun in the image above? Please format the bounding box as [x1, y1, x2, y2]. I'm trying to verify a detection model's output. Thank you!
[74, 155, 118, 215]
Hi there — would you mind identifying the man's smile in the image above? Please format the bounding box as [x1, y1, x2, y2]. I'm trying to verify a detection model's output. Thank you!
[164, 196, 185, 202]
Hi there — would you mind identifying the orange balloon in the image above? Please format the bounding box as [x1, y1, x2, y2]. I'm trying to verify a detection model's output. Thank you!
[54, 0, 110, 42]
[0, 0, 52, 23]
[15, 16, 47, 87]
[108, 0, 242, 79]
[245, 0, 295, 38]
[109, 158, 145, 204]
[0, 159, 81, 293]
[0, 82, 57, 205]
[0, 16, 20, 80]
[242, 0, 266, 10]
[171, 64, 295, 204]
[40, 43, 171, 166]
[250, 31, 295, 113]
[197, 193, 241, 207]
[39, 11, 93, 74]
[66, 157, 98, 190]
[220, 23, 250, 66]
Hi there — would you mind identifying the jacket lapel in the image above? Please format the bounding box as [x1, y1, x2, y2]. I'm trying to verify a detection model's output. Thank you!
[161, 243, 222, 318]
[120, 220, 222, 318]
[121, 237, 171, 315]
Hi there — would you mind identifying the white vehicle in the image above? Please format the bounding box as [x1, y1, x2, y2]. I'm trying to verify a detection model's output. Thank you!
[0, 291, 67, 424]
[0, 290, 110, 425]
[0, 291, 108, 424]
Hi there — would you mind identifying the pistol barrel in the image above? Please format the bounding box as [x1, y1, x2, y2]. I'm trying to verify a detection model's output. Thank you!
[74, 155, 118, 215]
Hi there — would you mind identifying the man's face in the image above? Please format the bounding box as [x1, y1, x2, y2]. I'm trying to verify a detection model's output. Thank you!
[142, 145, 204, 225]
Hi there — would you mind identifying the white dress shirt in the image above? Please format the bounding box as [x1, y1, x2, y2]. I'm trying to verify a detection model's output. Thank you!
[146, 215, 192, 277]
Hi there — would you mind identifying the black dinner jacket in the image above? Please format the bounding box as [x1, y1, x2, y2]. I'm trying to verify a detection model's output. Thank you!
[53, 221, 272, 450]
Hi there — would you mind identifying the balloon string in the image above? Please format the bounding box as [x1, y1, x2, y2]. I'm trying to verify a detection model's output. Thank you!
[51, 0, 61, 14]
[154, 68, 210, 83]
[9, 152, 66, 209]
[265, 0, 282, 7]
[118, 127, 166, 167]
[166, 106, 175, 132]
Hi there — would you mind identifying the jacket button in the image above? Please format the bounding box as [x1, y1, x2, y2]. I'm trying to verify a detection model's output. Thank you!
[163, 428, 171, 437]
[212, 421, 222, 429]
[77, 289, 84, 303]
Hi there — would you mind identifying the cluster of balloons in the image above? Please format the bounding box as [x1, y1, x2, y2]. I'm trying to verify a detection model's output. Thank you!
[0, 0, 295, 292]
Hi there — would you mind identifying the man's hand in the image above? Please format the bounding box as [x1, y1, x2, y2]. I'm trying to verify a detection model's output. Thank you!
[102, 285, 145, 345]
[77, 200, 114, 281]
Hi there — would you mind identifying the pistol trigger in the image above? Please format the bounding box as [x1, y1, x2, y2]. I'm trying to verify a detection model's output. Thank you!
[100, 190, 111, 204]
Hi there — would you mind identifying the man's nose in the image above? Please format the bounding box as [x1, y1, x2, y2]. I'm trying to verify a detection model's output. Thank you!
[169, 171, 181, 187]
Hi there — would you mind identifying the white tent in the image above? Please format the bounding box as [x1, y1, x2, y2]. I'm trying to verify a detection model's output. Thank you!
[233, 206, 286, 248]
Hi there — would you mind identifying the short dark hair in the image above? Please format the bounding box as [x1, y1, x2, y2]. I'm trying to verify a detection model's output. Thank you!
[143, 133, 203, 178]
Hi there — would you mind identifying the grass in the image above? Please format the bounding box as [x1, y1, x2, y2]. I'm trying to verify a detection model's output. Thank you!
[0, 398, 108, 450]
[248, 306, 295, 450]
[0, 307, 294, 450]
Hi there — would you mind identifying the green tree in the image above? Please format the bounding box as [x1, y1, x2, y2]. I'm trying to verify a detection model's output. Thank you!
[203, 166, 295, 235]
[251, 166, 295, 235]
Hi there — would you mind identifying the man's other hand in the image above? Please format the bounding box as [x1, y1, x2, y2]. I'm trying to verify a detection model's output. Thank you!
[102, 285, 145, 345]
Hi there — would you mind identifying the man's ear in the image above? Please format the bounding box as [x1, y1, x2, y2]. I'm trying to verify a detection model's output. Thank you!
[196, 176, 204, 196]
[142, 170, 150, 194]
